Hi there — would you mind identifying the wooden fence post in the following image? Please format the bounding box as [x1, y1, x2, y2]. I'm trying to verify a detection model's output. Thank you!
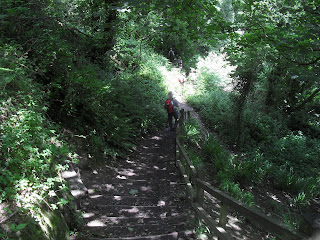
[196, 166, 205, 206]
[179, 109, 185, 145]
[175, 138, 179, 167]
[219, 202, 228, 228]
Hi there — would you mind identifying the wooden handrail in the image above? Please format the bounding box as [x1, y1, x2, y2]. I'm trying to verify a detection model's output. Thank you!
[176, 139, 197, 178]
[192, 202, 234, 240]
[175, 109, 307, 240]
[195, 179, 306, 240]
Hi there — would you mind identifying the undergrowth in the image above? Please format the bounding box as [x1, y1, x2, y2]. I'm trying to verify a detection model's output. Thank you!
[182, 117, 255, 206]
[1, 32, 169, 239]
[184, 52, 320, 230]
[1, 44, 77, 239]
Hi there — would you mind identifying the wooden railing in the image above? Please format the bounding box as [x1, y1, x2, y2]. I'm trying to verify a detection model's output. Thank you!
[175, 109, 308, 240]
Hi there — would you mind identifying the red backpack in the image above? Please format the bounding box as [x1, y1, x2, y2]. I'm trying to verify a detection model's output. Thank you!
[165, 99, 174, 113]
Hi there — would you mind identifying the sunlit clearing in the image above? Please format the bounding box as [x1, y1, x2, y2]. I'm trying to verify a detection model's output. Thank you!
[158, 66, 184, 101]
[196, 52, 235, 92]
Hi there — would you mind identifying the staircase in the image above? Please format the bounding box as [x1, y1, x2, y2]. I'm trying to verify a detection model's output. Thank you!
[75, 131, 195, 240]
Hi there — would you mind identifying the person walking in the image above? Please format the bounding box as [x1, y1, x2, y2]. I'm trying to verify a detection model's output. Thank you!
[164, 91, 179, 131]
[168, 48, 175, 63]
[177, 56, 182, 68]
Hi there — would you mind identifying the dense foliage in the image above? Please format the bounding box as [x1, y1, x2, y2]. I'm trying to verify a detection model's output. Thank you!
[184, 0, 320, 230]
[1, 0, 319, 238]
[0, 0, 169, 238]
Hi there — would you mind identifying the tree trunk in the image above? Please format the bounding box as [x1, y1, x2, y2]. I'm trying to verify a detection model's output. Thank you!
[235, 71, 254, 148]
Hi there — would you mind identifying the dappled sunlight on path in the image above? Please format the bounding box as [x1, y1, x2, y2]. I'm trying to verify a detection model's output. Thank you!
[74, 130, 195, 239]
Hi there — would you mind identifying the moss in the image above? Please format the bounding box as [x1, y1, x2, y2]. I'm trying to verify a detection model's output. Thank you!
[0, 206, 71, 240]
[37, 206, 70, 240]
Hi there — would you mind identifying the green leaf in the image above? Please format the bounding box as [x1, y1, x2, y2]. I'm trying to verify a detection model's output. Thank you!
[16, 223, 27, 230]
[129, 189, 138, 195]
[58, 198, 68, 205]
[9, 224, 15, 230]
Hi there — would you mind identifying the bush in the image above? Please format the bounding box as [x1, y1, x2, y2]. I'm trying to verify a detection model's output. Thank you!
[202, 134, 230, 171]
[233, 151, 267, 185]
[263, 132, 320, 177]
[219, 180, 254, 206]
[187, 89, 235, 144]
[46, 39, 168, 160]
[183, 117, 202, 147]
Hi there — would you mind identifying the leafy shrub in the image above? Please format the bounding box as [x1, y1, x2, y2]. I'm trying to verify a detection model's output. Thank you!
[263, 132, 320, 177]
[219, 180, 254, 206]
[183, 117, 202, 147]
[202, 134, 230, 171]
[45, 39, 168, 160]
[187, 89, 235, 143]
[233, 151, 267, 185]
[186, 149, 203, 170]
[0, 42, 77, 239]
[0, 95, 73, 202]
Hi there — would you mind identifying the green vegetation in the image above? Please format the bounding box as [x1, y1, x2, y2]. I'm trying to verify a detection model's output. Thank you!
[184, 0, 320, 227]
[1, 0, 319, 238]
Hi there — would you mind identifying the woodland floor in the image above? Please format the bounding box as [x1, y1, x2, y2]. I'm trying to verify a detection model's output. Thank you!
[70, 66, 319, 240]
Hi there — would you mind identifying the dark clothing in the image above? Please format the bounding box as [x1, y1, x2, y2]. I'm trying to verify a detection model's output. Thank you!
[178, 58, 182, 68]
[168, 49, 175, 63]
[164, 97, 179, 130]
[168, 109, 179, 130]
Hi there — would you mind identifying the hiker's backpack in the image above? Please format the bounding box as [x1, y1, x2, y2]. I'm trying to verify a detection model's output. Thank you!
[165, 99, 174, 113]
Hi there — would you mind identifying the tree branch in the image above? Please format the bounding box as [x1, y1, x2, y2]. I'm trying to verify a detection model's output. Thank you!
[291, 87, 320, 113]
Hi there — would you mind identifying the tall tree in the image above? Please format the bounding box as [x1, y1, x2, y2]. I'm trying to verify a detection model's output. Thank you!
[225, 0, 320, 135]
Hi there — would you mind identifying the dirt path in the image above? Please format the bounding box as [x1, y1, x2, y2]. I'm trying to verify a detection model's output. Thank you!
[74, 130, 196, 240]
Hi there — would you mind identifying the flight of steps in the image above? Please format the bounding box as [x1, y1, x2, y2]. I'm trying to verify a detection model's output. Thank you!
[75, 131, 195, 240]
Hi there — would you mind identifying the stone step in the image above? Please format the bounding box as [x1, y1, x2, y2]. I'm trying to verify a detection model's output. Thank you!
[84, 177, 183, 188]
[83, 230, 194, 240]
[82, 195, 182, 207]
[82, 170, 181, 184]
[81, 222, 192, 238]
[84, 215, 193, 227]
[82, 205, 190, 218]
[83, 181, 184, 198]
